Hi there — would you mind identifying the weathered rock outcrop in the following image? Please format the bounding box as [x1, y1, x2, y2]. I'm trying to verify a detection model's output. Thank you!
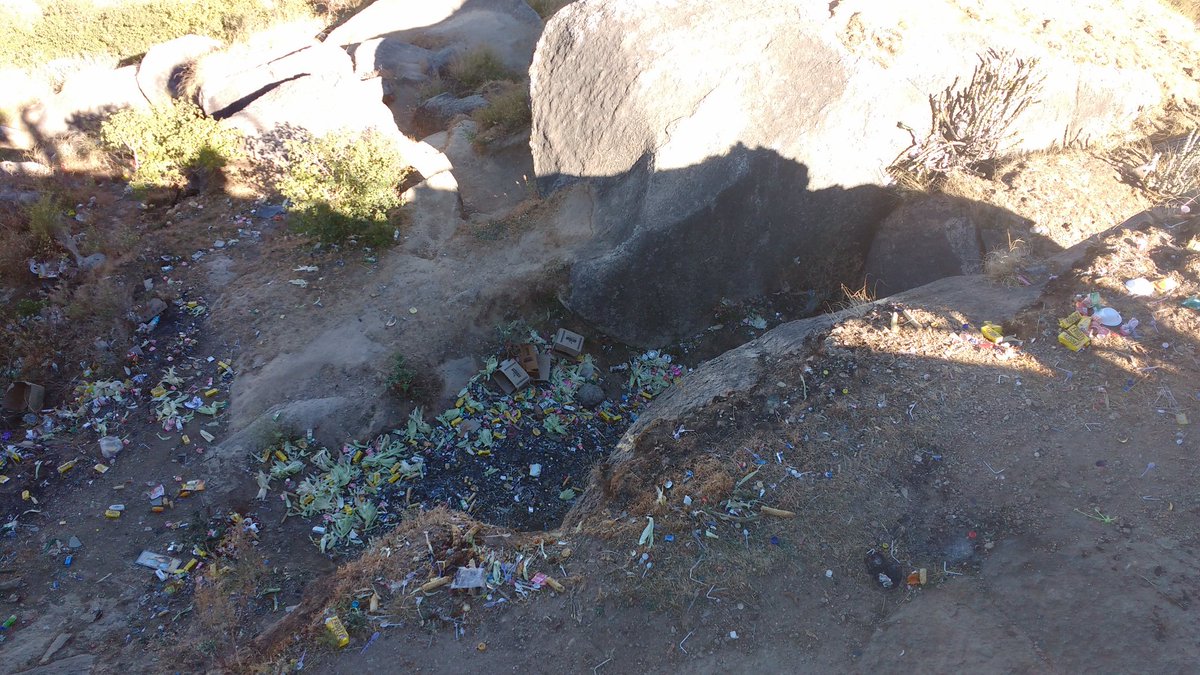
[136, 34, 222, 108]
[412, 93, 487, 138]
[423, 120, 533, 219]
[196, 42, 351, 119]
[326, 0, 543, 74]
[186, 36, 425, 156]
[529, 0, 1179, 346]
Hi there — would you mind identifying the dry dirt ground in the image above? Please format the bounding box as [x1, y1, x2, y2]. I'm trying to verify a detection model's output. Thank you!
[311, 209, 1200, 674]
[2, 143, 1200, 673]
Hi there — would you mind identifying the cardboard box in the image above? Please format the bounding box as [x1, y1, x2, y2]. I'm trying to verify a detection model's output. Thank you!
[3, 381, 44, 412]
[494, 359, 531, 394]
[517, 344, 541, 379]
[533, 352, 553, 383]
[552, 328, 584, 358]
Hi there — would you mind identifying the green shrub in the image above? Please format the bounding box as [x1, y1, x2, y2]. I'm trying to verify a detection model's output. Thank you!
[15, 299, 47, 318]
[25, 194, 62, 252]
[473, 83, 532, 142]
[448, 48, 515, 91]
[0, 0, 313, 71]
[277, 129, 411, 246]
[101, 100, 241, 191]
[385, 353, 418, 396]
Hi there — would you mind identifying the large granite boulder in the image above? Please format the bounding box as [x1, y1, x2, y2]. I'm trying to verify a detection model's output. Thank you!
[196, 42, 351, 118]
[530, 0, 1173, 346]
[20, 65, 148, 140]
[136, 34, 222, 107]
[326, 0, 543, 74]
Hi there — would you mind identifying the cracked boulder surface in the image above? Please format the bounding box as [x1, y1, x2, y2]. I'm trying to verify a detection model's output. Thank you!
[528, 0, 1174, 347]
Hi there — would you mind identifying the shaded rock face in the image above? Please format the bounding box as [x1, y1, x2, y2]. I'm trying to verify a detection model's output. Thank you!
[564, 145, 894, 347]
[530, 0, 1167, 346]
[867, 195, 981, 296]
[865, 194, 1028, 297]
[423, 120, 533, 219]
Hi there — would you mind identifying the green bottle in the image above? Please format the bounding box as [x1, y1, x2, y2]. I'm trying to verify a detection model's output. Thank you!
[0, 615, 15, 629]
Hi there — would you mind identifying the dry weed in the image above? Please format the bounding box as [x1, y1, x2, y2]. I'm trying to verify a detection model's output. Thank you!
[831, 280, 877, 317]
[1164, 0, 1200, 22]
[983, 235, 1030, 284]
[890, 49, 1043, 185]
[1143, 130, 1200, 202]
[188, 527, 272, 669]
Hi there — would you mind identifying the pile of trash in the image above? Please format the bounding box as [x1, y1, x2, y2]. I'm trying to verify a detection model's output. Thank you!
[322, 510, 574, 645]
[255, 330, 684, 550]
[1057, 290, 1145, 352]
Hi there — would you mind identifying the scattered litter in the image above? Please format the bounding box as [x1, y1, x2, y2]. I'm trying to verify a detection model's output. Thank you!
[1125, 277, 1155, 296]
[450, 567, 487, 589]
[134, 550, 180, 572]
[98, 436, 122, 460]
[324, 615, 350, 648]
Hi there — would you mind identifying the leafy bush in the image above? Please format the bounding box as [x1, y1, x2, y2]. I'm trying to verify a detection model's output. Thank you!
[101, 101, 242, 191]
[277, 129, 411, 246]
[447, 48, 515, 91]
[0, 0, 313, 70]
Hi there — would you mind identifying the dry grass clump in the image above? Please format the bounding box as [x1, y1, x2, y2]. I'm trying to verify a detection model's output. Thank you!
[447, 47, 516, 92]
[185, 527, 277, 670]
[890, 49, 1044, 188]
[983, 236, 1030, 284]
[831, 280, 878, 317]
[472, 82, 532, 146]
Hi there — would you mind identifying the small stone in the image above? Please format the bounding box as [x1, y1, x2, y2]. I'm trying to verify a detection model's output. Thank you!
[79, 253, 106, 271]
[213, 240, 225, 248]
[39, 632, 71, 664]
[576, 383, 605, 407]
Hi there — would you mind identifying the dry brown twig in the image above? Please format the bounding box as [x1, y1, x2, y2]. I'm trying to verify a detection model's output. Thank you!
[890, 49, 1044, 186]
